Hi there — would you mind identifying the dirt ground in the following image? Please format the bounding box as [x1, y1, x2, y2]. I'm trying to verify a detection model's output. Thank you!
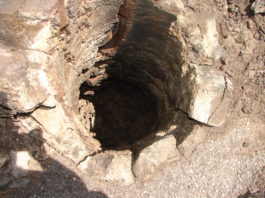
[0, 0, 264, 197]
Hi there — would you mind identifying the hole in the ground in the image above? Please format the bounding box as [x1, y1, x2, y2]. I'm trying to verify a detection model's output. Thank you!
[80, 79, 157, 149]
[77, 0, 182, 151]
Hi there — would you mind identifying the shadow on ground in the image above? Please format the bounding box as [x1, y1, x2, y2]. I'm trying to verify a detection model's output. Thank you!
[0, 92, 108, 198]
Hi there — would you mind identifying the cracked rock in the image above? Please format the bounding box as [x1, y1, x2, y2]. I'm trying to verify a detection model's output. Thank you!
[251, 0, 265, 14]
[183, 65, 233, 126]
[0, 50, 51, 113]
[132, 135, 180, 179]
[0, 0, 236, 184]
[78, 150, 134, 185]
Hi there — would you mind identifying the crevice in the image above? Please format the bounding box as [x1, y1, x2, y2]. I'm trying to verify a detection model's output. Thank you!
[0, 103, 12, 111]
[76, 150, 104, 166]
[28, 115, 52, 136]
[24, 47, 58, 56]
[12, 98, 56, 119]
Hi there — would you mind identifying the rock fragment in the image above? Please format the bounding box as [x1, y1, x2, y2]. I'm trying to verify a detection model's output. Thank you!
[78, 150, 134, 185]
[251, 0, 265, 14]
[182, 65, 233, 126]
[11, 151, 43, 178]
[132, 135, 180, 179]
[178, 126, 206, 158]
[0, 154, 9, 168]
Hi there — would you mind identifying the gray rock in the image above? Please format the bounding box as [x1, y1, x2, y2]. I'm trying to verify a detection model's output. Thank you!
[178, 126, 206, 158]
[0, 0, 120, 166]
[251, 0, 265, 14]
[177, 13, 225, 60]
[78, 150, 134, 185]
[133, 135, 181, 179]
[183, 65, 233, 126]
[31, 105, 97, 164]
[0, 50, 50, 113]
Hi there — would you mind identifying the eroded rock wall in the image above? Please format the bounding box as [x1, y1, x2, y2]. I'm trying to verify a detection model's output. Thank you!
[0, 0, 123, 163]
[0, 0, 234, 182]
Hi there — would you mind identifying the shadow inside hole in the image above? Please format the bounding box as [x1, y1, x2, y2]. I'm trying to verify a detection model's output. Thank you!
[78, 0, 185, 151]
[80, 80, 157, 150]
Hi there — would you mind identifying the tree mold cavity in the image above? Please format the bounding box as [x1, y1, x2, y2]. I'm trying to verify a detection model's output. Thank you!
[74, 0, 232, 183]
[77, 0, 182, 150]
[0, 0, 235, 186]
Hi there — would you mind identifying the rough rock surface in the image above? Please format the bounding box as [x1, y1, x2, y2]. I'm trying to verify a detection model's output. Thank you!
[133, 134, 180, 179]
[0, 0, 232, 165]
[177, 125, 206, 158]
[185, 65, 233, 126]
[251, 0, 265, 14]
[11, 151, 42, 178]
[0, 0, 264, 197]
[78, 151, 134, 184]
[107, 117, 265, 198]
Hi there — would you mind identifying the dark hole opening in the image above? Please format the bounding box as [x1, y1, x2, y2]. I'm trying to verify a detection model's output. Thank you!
[78, 0, 180, 150]
[79, 78, 157, 150]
